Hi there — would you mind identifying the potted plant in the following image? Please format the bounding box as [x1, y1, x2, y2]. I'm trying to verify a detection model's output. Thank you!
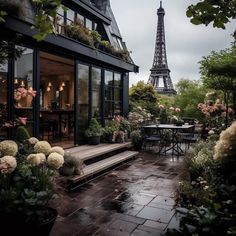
[102, 120, 118, 143]
[0, 139, 65, 236]
[85, 118, 103, 145]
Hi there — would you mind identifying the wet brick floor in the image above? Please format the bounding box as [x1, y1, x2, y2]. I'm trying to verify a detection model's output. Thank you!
[50, 152, 182, 236]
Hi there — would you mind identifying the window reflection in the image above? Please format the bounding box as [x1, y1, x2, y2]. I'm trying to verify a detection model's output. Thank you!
[85, 18, 93, 30]
[91, 67, 101, 118]
[104, 71, 122, 119]
[78, 64, 89, 143]
[14, 46, 33, 119]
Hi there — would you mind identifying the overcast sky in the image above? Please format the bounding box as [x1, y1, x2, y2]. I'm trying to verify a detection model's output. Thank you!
[110, 0, 235, 87]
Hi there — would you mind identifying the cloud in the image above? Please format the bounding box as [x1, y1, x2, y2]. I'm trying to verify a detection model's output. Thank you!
[110, 0, 235, 87]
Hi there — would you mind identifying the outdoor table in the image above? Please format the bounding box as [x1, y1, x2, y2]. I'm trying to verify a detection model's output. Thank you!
[142, 124, 195, 156]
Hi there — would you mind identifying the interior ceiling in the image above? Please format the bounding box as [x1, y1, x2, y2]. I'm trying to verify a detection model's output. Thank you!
[40, 52, 74, 77]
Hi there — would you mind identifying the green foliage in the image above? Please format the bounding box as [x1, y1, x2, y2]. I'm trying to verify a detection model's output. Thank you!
[200, 46, 236, 85]
[186, 0, 236, 31]
[184, 140, 215, 180]
[129, 81, 160, 117]
[32, 0, 62, 41]
[102, 120, 118, 142]
[0, 38, 25, 64]
[85, 118, 103, 137]
[65, 21, 94, 47]
[130, 130, 142, 149]
[15, 126, 30, 143]
[130, 81, 158, 104]
[175, 79, 206, 121]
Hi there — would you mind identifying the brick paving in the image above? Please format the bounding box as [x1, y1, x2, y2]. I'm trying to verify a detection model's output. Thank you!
[50, 152, 182, 236]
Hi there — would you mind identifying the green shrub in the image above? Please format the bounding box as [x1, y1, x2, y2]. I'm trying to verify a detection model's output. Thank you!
[15, 126, 30, 143]
[85, 118, 103, 137]
[130, 130, 142, 149]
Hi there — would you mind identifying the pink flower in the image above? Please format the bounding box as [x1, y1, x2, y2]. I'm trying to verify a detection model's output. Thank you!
[3, 122, 13, 128]
[18, 117, 27, 125]
[159, 104, 165, 109]
[175, 108, 181, 113]
[221, 112, 226, 118]
[27, 88, 37, 97]
[227, 108, 234, 114]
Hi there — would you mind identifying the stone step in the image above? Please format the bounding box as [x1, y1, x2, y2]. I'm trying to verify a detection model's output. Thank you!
[68, 150, 139, 185]
[67, 142, 133, 162]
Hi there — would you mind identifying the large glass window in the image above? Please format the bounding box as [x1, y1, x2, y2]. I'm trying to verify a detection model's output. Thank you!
[91, 67, 101, 118]
[14, 46, 34, 135]
[104, 71, 122, 119]
[0, 61, 8, 139]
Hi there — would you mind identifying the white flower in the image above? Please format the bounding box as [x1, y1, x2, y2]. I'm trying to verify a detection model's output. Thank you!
[28, 137, 39, 145]
[26, 154, 41, 166]
[208, 130, 215, 135]
[47, 152, 64, 169]
[34, 141, 51, 155]
[37, 153, 46, 164]
[0, 140, 18, 157]
[0, 156, 17, 173]
[49, 146, 65, 156]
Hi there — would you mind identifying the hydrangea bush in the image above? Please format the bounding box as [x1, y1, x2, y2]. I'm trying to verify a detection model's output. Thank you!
[0, 138, 65, 214]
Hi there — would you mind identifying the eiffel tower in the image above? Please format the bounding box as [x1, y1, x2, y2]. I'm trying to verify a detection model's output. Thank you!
[148, 1, 176, 96]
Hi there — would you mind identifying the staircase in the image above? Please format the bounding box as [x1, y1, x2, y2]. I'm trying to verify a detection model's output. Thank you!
[64, 142, 139, 190]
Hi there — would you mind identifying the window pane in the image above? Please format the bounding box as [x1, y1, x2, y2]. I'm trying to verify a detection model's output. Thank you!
[105, 71, 113, 86]
[91, 67, 101, 118]
[105, 101, 113, 118]
[78, 64, 89, 143]
[114, 88, 121, 101]
[105, 86, 113, 101]
[114, 102, 121, 115]
[14, 46, 33, 120]
[78, 64, 89, 117]
[114, 73, 121, 87]
[67, 9, 75, 24]
[76, 13, 84, 25]
[13, 46, 34, 136]
[85, 18, 92, 30]
[0, 61, 8, 139]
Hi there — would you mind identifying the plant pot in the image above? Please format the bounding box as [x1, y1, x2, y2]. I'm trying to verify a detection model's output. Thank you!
[88, 136, 100, 145]
[59, 165, 75, 176]
[0, 205, 57, 236]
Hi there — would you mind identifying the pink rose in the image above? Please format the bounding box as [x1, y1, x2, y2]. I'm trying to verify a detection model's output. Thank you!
[175, 108, 181, 113]
[18, 117, 27, 125]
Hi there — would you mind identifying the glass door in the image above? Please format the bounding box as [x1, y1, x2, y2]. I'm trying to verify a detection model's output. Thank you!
[77, 63, 89, 144]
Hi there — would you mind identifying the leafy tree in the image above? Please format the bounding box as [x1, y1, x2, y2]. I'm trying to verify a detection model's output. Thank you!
[129, 81, 160, 116]
[174, 79, 206, 121]
[186, 0, 236, 31]
[129, 81, 158, 103]
[199, 45, 236, 125]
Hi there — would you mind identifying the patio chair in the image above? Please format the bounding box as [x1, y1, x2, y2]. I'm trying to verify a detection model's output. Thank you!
[183, 132, 201, 151]
[142, 135, 161, 152]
